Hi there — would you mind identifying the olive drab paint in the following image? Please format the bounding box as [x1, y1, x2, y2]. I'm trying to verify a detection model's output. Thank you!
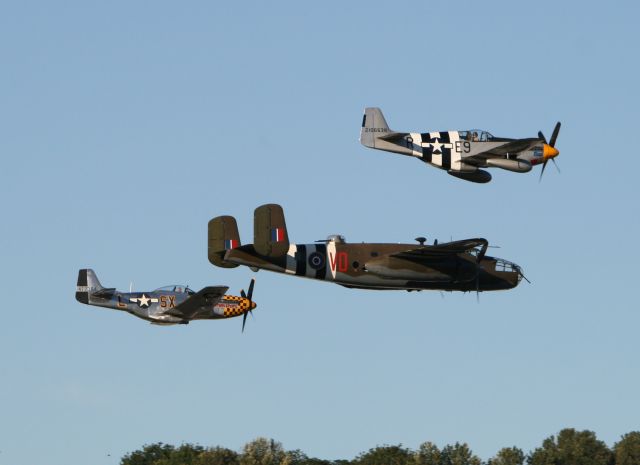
[208, 204, 525, 293]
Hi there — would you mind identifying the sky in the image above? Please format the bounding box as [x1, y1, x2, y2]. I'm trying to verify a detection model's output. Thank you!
[1, 1, 639, 464]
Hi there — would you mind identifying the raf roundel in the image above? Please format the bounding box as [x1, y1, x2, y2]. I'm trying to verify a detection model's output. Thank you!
[308, 252, 325, 270]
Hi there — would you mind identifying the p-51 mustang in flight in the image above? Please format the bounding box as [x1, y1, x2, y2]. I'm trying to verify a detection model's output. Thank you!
[75, 269, 257, 330]
[360, 107, 561, 183]
[209, 204, 526, 293]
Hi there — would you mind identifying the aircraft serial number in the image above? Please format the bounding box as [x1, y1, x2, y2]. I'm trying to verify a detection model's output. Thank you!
[455, 141, 471, 153]
[363, 128, 388, 133]
[160, 295, 176, 308]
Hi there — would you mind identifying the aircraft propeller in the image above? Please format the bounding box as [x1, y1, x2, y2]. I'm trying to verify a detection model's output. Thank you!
[240, 278, 256, 333]
[538, 122, 561, 181]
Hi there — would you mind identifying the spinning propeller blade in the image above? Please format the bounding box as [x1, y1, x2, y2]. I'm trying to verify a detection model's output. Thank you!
[538, 122, 561, 182]
[240, 278, 256, 333]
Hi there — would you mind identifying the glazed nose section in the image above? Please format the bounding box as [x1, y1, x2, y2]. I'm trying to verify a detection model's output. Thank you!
[543, 143, 559, 160]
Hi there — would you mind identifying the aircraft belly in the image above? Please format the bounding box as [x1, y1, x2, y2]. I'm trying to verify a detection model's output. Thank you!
[333, 273, 410, 289]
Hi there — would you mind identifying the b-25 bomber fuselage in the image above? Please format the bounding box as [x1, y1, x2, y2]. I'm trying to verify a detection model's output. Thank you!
[209, 205, 524, 292]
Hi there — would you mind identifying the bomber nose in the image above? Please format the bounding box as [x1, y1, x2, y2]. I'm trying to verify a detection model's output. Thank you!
[543, 143, 559, 159]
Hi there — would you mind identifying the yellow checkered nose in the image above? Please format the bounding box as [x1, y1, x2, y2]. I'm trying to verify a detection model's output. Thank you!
[543, 143, 559, 160]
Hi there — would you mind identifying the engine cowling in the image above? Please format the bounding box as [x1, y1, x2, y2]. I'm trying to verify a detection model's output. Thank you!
[486, 158, 532, 173]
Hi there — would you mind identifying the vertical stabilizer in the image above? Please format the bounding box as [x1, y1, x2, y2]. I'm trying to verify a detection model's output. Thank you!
[254, 204, 290, 257]
[360, 107, 390, 148]
[76, 269, 103, 304]
[359, 107, 412, 156]
[208, 216, 241, 268]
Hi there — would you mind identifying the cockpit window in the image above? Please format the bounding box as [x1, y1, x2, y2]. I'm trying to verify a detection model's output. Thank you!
[459, 130, 494, 142]
[153, 285, 192, 294]
[494, 259, 516, 273]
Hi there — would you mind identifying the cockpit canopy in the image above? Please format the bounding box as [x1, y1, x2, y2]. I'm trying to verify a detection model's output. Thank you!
[459, 130, 494, 142]
[327, 234, 346, 244]
[153, 285, 195, 295]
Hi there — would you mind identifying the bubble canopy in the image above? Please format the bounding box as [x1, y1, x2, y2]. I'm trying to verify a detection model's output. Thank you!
[152, 285, 195, 295]
[458, 130, 494, 142]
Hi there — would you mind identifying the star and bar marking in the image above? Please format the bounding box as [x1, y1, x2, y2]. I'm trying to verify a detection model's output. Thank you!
[421, 137, 453, 154]
[129, 294, 159, 308]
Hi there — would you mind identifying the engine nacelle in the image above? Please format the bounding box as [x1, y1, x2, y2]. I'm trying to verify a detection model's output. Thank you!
[486, 158, 532, 173]
[447, 169, 492, 183]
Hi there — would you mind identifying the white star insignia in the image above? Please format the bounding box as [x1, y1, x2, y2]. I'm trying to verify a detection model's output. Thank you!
[430, 138, 443, 153]
[129, 294, 158, 308]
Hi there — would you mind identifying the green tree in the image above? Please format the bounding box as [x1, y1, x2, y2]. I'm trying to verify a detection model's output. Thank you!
[155, 443, 205, 465]
[121, 443, 175, 465]
[488, 447, 525, 465]
[241, 438, 287, 465]
[353, 444, 414, 465]
[282, 449, 308, 465]
[527, 428, 613, 465]
[440, 442, 481, 465]
[614, 432, 640, 465]
[193, 446, 239, 465]
[415, 441, 441, 465]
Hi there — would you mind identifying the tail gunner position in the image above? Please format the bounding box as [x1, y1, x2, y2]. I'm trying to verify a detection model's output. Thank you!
[360, 107, 561, 183]
[75, 269, 257, 330]
[209, 204, 526, 293]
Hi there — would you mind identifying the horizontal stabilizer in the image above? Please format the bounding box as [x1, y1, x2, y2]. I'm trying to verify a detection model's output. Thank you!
[91, 288, 116, 299]
[378, 131, 409, 142]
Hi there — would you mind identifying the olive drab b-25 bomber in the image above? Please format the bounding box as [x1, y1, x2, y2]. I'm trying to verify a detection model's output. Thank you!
[75, 269, 257, 330]
[360, 107, 561, 183]
[209, 204, 527, 293]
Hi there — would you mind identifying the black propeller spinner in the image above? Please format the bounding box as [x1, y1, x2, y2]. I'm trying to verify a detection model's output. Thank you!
[538, 121, 562, 181]
[240, 278, 255, 333]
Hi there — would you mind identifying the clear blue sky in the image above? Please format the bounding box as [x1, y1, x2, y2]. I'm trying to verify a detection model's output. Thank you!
[1, 1, 639, 464]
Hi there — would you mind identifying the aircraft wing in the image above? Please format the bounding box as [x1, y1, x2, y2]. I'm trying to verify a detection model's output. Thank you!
[463, 138, 541, 165]
[391, 238, 488, 261]
[165, 286, 229, 320]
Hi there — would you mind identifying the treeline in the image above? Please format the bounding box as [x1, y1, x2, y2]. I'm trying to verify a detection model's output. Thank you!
[121, 429, 640, 465]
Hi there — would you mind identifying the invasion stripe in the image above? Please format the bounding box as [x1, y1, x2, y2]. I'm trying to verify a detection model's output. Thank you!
[441, 131, 451, 170]
[421, 132, 432, 162]
[315, 243, 327, 280]
[295, 244, 307, 276]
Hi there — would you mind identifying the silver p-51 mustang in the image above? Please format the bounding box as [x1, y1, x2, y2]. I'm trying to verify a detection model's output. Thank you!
[360, 107, 561, 183]
[75, 269, 256, 330]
